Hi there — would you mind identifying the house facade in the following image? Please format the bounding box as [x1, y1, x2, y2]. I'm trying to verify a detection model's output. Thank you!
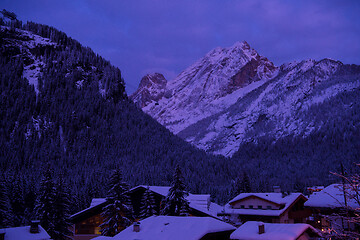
[220, 192, 310, 225]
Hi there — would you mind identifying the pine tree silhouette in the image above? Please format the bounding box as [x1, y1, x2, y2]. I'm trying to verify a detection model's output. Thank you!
[161, 166, 189, 216]
[35, 165, 55, 236]
[100, 169, 132, 236]
[139, 186, 157, 219]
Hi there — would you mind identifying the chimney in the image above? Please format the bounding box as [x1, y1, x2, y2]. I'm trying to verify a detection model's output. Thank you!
[30, 220, 40, 233]
[273, 186, 281, 193]
[133, 222, 140, 232]
[258, 223, 265, 234]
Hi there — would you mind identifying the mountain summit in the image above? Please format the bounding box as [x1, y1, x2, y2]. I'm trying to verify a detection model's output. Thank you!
[131, 42, 360, 156]
[131, 73, 167, 108]
[131, 41, 278, 133]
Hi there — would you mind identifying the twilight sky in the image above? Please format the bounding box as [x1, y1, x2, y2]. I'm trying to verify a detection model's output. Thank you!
[3, 0, 360, 94]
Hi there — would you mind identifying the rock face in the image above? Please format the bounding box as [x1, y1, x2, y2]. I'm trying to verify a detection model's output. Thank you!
[131, 42, 360, 157]
[130, 73, 167, 108]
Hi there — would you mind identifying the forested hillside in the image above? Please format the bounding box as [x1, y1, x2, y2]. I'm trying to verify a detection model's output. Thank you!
[1, 19, 359, 229]
[0, 20, 231, 226]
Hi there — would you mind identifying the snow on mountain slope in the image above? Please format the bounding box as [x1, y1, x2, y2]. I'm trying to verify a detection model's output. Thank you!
[131, 42, 360, 157]
[132, 41, 278, 134]
[178, 59, 360, 156]
[1, 26, 56, 94]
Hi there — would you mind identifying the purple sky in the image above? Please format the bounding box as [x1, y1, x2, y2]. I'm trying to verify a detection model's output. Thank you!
[3, 0, 360, 94]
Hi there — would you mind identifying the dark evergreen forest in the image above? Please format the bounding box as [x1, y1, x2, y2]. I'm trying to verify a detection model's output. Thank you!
[0, 19, 359, 227]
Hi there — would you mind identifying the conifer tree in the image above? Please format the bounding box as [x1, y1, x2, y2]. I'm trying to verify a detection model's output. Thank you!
[100, 169, 132, 236]
[35, 165, 56, 236]
[0, 175, 10, 228]
[139, 187, 157, 219]
[9, 176, 26, 226]
[161, 165, 189, 216]
[24, 180, 37, 225]
[52, 174, 72, 240]
[230, 172, 252, 199]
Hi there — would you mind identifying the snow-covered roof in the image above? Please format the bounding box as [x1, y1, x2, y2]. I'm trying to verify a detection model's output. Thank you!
[190, 202, 223, 219]
[70, 198, 108, 220]
[130, 185, 171, 197]
[230, 221, 320, 240]
[113, 216, 235, 240]
[0, 225, 51, 240]
[130, 185, 222, 218]
[90, 198, 107, 208]
[71, 185, 223, 220]
[229, 193, 299, 205]
[223, 193, 305, 217]
[305, 183, 359, 209]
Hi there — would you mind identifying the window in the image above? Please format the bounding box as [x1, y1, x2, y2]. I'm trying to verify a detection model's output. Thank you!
[240, 205, 245, 209]
[267, 206, 272, 209]
[249, 205, 253, 209]
[258, 205, 262, 209]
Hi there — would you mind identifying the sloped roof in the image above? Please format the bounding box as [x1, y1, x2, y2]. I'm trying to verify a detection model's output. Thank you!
[229, 193, 298, 205]
[90, 198, 107, 207]
[305, 183, 359, 209]
[0, 225, 50, 240]
[223, 193, 305, 217]
[130, 185, 171, 197]
[230, 221, 320, 240]
[113, 216, 235, 240]
[133, 186, 223, 219]
[70, 185, 223, 220]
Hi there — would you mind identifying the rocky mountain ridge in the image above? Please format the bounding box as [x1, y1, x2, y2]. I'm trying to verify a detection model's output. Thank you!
[131, 42, 360, 156]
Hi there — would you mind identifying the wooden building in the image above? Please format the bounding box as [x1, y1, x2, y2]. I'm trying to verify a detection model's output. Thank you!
[220, 191, 310, 226]
[70, 185, 222, 240]
[305, 183, 360, 236]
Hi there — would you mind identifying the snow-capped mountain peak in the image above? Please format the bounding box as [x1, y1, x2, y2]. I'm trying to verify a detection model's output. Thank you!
[131, 41, 278, 134]
[131, 41, 360, 157]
